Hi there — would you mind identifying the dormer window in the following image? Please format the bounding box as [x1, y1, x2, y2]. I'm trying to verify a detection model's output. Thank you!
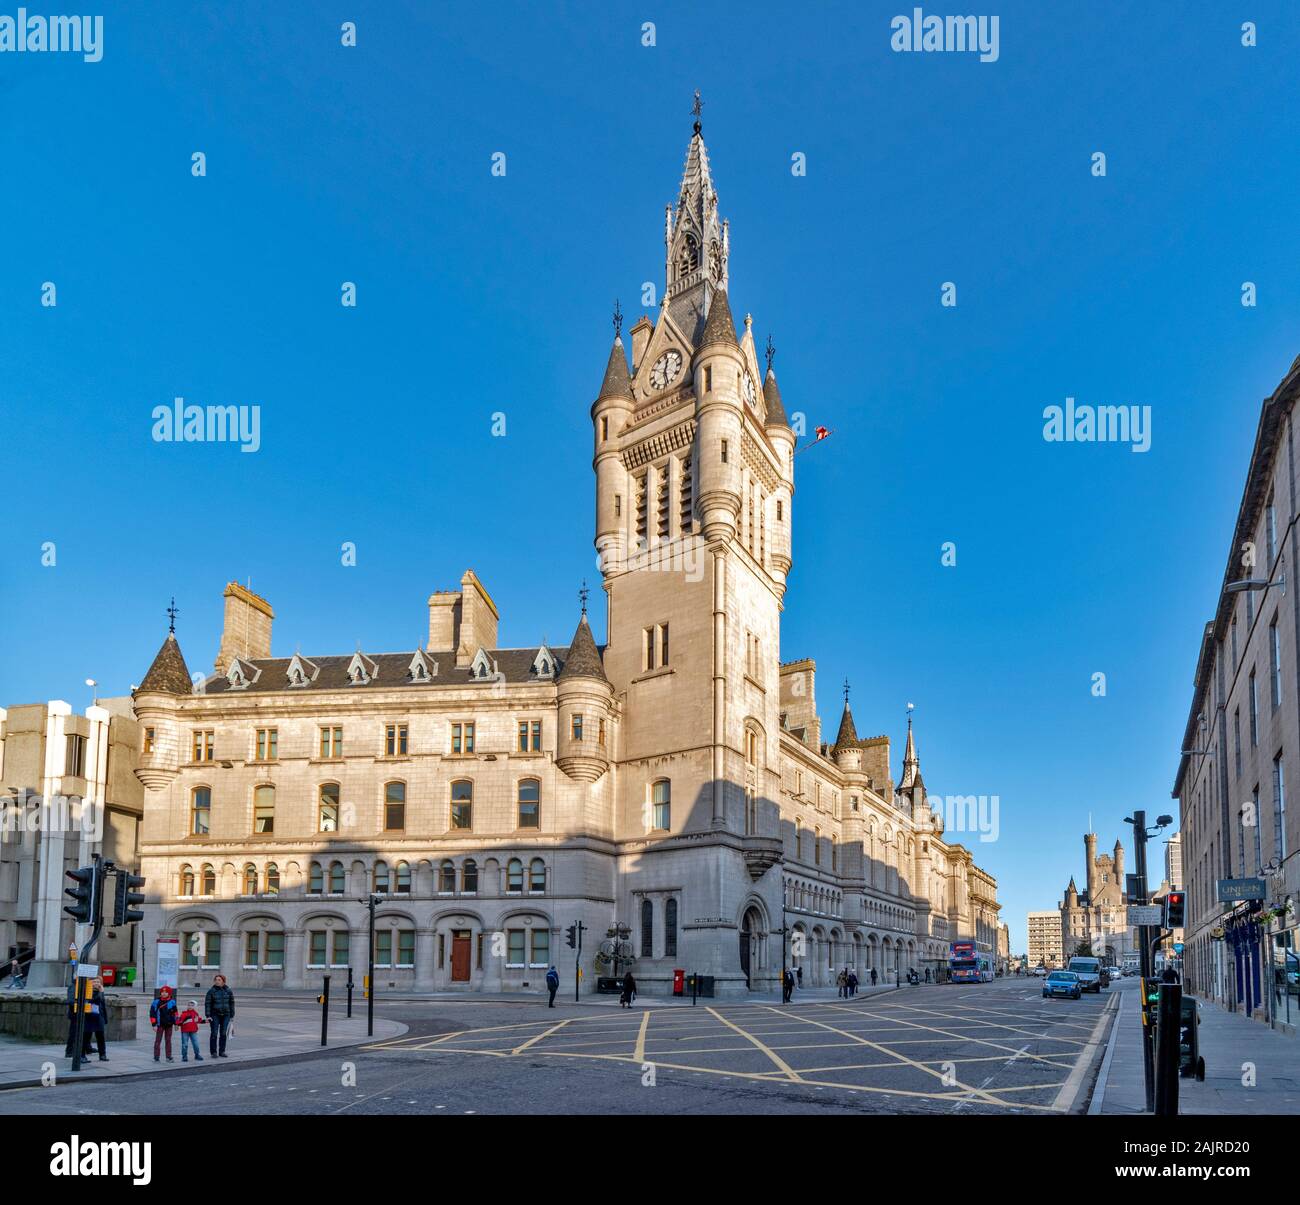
[226, 657, 257, 690]
[530, 645, 556, 679]
[469, 648, 496, 681]
[285, 653, 317, 688]
[346, 653, 376, 686]
[408, 650, 437, 683]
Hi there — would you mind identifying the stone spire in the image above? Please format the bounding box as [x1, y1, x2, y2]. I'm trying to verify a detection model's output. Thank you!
[665, 100, 729, 343]
[138, 631, 192, 695]
[899, 713, 920, 790]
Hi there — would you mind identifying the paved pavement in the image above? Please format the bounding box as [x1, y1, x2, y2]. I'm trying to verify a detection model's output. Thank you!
[0, 975, 1113, 1115]
[0, 994, 406, 1088]
[1094, 979, 1300, 1115]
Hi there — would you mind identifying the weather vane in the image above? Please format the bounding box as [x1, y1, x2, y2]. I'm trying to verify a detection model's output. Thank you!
[579, 579, 589, 616]
[612, 299, 622, 339]
[843, 678, 850, 705]
[765, 334, 776, 374]
[692, 89, 703, 132]
[167, 596, 178, 634]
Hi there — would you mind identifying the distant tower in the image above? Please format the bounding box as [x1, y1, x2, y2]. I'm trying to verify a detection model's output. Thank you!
[1084, 832, 1098, 901]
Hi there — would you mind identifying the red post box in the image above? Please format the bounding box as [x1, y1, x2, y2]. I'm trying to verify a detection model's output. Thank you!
[672, 969, 685, 996]
[101, 965, 117, 986]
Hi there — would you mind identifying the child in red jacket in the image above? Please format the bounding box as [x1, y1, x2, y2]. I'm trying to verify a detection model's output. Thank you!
[176, 998, 204, 1063]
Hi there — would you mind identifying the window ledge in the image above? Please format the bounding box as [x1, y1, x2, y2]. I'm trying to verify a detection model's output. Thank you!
[631, 666, 675, 685]
[744, 674, 766, 694]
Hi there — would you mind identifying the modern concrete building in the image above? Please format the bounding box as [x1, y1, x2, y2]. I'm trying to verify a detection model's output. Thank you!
[131, 118, 1000, 998]
[0, 698, 143, 986]
[1173, 353, 1300, 1033]
[1027, 909, 1063, 968]
[1165, 830, 1183, 890]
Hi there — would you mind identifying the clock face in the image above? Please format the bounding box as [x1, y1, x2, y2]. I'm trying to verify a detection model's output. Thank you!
[743, 372, 756, 408]
[650, 349, 683, 390]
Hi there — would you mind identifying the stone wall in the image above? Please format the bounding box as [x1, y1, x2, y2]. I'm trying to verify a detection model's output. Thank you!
[0, 992, 137, 1042]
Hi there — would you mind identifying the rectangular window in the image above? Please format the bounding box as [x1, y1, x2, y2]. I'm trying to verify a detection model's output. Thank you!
[507, 929, 526, 967]
[451, 722, 475, 754]
[181, 932, 198, 968]
[1271, 618, 1283, 710]
[571, 714, 584, 741]
[518, 720, 542, 753]
[192, 788, 211, 835]
[244, 931, 259, 968]
[309, 930, 327, 967]
[644, 626, 655, 670]
[64, 732, 87, 777]
[651, 780, 671, 830]
[1231, 615, 1239, 668]
[319, 726, 343, 758]
[203, 932, 220, 968]
[635, 473, 648, 542]
[450, 781, 473, 830]
[679, 454, 693, 532]
[1266, 493, 1277, 564]
[255, 728, 278, 761]
[530, 929, 550, 967]
[720, 438, 728, 463]
[601, 415, 609, 441]
[1250, 670, 1259, 747]
[615, 493, 622, 518]
[705, 366, 712, 392]
[598, 717, 607, 747]
[190, 730, 214, 762]
[1234, 708, 1242, 778]
[1274, 754, 1288, 863]
[264, 931, 284, 968]
[397, 930, 415, 968]
[660, 622, 669, 666]
[143, 728, 156, 755]
[331, 930, 350, 967]
[643, 623, 669, 670]
[375, 930, 393, 968]
[385, 724, 409, 757]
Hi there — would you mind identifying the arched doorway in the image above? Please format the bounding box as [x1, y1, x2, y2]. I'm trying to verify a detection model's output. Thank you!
[739, 907, 762, 989]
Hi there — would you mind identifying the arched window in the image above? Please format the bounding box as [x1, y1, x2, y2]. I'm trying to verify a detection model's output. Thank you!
[651, 779, 670, 830]
[384, 781, 405, 831]
[640, 898, 654, 958]
[254, 784, 275, 834]
[201, 863, 216, 895]
[506, 858, 524, 893]
[665, 898, 678, 957]
[265, 863, 280, 894]
[242, 863, 257, 894]
[374, 860, 390, 893]
[450, 780, 473, 830]
[439, 860, 456, 893]
[517, 778, 540, 829]
[191, 787, 211, 835]
[529, 858, 546, 892]
[179, 864, 195, 896]
[318, 783, 339, 832]
[329, 860, 345, 893]
[814, 827, 822, 866]
[309, 861, 324, 893]
[462, 859, 478, 893]
[395, 861, 411, 894]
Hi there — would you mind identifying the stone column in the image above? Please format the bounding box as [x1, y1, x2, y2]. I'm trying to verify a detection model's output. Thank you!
[415, 928, 437, 990]
[481, 927, 503, 992]
[283, 929, 305, 989]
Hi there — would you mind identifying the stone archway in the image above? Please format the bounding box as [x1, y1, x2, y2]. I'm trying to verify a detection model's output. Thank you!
[739, 906, 764, 990]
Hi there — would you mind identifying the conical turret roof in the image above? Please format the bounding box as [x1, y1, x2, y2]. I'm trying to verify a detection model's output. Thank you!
[699, 288, 737, 348]
[763, 367, 789, 428]
[138, 632, 192, 695]
[833, 702, 859, 753]
[557, 614, 609, 685]
[598, 336, 632, 400]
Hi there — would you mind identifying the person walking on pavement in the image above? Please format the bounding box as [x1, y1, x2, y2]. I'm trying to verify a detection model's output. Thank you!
[782, 968, 795, 1003]
[870, 966, 878, 987]
[82, 977, 109, 1061]
[205, 974, 235, 1058]
[620, 970, 637, 1008]
[177, 999, 205, 1063]
[1160, 965, 1179, 984]
[545, 965, 560, 1007]
[836, 968, 847, 998]
[847, 969, 859, 997]
[151, 985, 178, 1062]
[795, 966, 803, 988]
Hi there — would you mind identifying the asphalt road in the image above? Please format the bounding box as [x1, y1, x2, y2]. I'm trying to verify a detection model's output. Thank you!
[0, 976, 1120, 1116]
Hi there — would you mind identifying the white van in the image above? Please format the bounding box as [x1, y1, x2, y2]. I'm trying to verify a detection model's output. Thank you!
[1067, 956, 1104, 992]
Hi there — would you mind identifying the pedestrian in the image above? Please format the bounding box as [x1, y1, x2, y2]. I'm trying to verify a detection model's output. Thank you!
[795, 966, 803, 988]
[177, 998, 205, 1063]
[83, 977, 109, 1062]
[925, 967, 931, 983]
[782, 968, 794, 1003]
[620, 970, 637, 1008]
[1160, 965, 1179, 984]
[545, 965, 559, 1008]
[870, 967, 878, 987]
[7, 957, 24, 988]
[204, 974, 235, 1058]
[151, 985, 178, 1062]
[836, 968, 847, 998]
[847, 970, 858, 997]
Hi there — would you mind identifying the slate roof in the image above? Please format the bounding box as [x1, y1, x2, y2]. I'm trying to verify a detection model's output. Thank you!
[832, 702, 858, 753]
[137, 633, 193, 695]
[598, 336, 632, 399]
[699, 288, 737, 348]
[556, 615, 609, 684]
[197, 645, 597, 695]
[763, 367, 789, 428]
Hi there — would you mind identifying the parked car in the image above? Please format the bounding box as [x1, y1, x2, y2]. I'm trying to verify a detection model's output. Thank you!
[1043, 970, 1083, 1000]
[1033, 966, 1048, 977]
[1067, 956, 1104, 992]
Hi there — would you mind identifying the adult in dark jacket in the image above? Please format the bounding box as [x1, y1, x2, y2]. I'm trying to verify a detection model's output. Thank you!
[782, 969, 794, 1003]
[83, 978, 109, 1061]
[205, 974, 235, 1057]
[620, 971, 636, 1008]
[151, 985, 178, 1062]
[544, 966, 559, 1008]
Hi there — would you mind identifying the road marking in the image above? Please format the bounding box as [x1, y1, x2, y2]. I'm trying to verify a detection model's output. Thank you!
[634, 1010, 651, 1063]
[705, 1007, 803, 1081]
[511, 1017, 573, 1056]
[1052, 991, 1118, 1114]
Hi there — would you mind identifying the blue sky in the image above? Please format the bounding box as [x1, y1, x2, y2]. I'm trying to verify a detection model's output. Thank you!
[2, 2, 1299, 952]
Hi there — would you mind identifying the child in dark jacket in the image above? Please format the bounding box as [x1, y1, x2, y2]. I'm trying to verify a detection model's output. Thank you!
[177, 999, 204, 1062]
[150, 986, 178, 1062]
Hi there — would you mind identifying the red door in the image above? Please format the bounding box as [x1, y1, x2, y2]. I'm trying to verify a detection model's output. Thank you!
[451, 931, 471, 982]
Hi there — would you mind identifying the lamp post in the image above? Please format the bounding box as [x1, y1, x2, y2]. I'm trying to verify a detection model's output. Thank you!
[1123, 810, 1173, 1113]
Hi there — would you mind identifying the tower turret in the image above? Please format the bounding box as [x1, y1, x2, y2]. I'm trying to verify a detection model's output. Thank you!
[555, 607, 613, 783]
[592, 328, 634, 576]
[763, 363, 795, 582]
[694, 288, 744, 543]
[1085, 833, 1098, 901]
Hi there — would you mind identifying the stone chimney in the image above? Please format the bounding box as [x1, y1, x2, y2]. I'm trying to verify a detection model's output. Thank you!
[215, 582, 273, 674]
[427, 570, 499, 667]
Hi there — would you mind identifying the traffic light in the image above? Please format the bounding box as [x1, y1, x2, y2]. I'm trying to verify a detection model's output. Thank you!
[113, 871, 146, 926]
[63, 866, 97, 925]
[1164, 891, 1186, 929]
[565, 925, 577, 949]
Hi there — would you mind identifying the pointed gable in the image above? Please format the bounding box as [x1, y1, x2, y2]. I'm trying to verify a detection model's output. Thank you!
[407, 649, 437, 683]
[285, 653, 318, 688]
[346, 652, 378, 685]
[225, 656, 259, 690]
[468, 647, 497, 681]
[531, 644, 557, 679]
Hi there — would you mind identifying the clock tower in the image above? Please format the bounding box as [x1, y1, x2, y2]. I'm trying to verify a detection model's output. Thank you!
[589, 112, 795, 987]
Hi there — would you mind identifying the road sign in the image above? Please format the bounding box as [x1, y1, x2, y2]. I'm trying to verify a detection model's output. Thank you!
[1173, 942, 1185, 954]
[1128, 905, 1164, 925]
[75, 963, 99, 978]
[1216, 877, 1266, 903]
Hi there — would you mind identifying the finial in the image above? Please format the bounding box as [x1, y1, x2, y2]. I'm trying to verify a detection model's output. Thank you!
[691, 89, 703, 134]
[906, 701, 914, 729]
[579, 579, 590, 616]
[612, 299, 623, 339]
[843, 678, 850, 706]
[167, 597, 178, 634]
[765, 334, 776, 374]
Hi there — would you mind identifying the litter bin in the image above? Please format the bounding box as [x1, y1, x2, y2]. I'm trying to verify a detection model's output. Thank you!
[118, 966, 137, 986]
[1178, 995, 1204, 1081]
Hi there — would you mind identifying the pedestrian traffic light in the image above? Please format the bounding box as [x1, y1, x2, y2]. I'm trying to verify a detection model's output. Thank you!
[565, 925, 577, 949]
[1164, 891, 1186, 929]
[63, 866, 97, 925]
[113, 871, 146, 926]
